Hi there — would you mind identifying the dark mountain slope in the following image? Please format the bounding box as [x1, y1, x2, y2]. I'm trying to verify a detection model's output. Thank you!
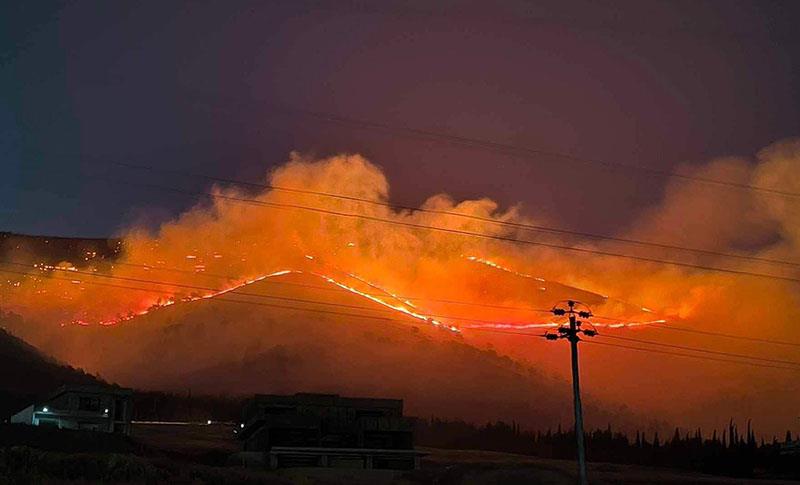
[6, 272, 632, 430]
[0, 314, 103, 419]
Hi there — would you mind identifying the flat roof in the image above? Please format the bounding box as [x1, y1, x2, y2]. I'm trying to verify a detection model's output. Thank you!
[251, 393, 402, 408]
[47, 384, 133, 402]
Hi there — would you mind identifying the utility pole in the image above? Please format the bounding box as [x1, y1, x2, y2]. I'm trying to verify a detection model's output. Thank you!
[546, 300, 597, 485]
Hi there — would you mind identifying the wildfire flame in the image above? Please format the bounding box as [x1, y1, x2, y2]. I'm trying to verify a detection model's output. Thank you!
[3, 147, 800, 437]
[57, 263, 459, 332]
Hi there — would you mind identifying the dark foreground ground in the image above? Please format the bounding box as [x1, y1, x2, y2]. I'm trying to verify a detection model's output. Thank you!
[1, 423, 797, 484]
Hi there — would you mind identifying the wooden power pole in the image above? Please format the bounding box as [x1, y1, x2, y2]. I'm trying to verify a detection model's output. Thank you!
[546, 300, 597, 485]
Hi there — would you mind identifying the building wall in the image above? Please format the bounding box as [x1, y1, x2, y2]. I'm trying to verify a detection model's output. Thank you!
[9, 387, 133, 435]
[242, 393, 413, 452]
[10, 405, 34, 425]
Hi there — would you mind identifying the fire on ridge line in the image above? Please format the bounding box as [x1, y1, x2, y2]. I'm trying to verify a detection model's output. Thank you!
[461, 255, 668, 330]
[66, 262, 460, 332]
[37, 254, 665, 331]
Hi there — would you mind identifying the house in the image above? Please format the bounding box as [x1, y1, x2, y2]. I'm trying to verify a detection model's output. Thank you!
[10, 384, 133, 435]
[239, 393, 423, 469]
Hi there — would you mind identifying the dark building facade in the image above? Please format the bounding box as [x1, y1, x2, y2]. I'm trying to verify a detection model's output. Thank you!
[10, 385, 133, 435]
[239, 393, 422, 469]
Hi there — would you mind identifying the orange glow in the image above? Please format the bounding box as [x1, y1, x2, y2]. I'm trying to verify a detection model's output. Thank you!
[3, 148, 800, 437]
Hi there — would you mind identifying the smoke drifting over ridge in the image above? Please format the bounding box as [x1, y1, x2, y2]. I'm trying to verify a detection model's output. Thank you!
[2, 139, 800, 435]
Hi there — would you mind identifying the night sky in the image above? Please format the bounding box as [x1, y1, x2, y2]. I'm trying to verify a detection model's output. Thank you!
[2, 0, 799, 237]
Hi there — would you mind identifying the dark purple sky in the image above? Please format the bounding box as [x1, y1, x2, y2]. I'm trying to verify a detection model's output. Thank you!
[2, 0, 798, 237]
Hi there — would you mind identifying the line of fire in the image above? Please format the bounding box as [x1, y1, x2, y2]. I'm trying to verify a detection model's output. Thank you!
[2, 227, 799, 483]
[4, 3, 800, 481]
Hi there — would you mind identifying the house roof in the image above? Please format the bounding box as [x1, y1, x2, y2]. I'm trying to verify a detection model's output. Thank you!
[251, 393, 402, 409]
[46, 384, 133, 402]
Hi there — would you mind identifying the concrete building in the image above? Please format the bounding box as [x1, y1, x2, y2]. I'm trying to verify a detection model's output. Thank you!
[239, 393, 423, 469]
[10, 385, 133, 435]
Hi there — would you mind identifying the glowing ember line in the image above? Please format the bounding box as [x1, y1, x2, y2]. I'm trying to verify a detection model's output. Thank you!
[464, 322, 559, 329]
[466, 255, 666, 324]
[68, 269, 297, 326]
[594, 319, 668, 329]
[310, 271, 459, 333]
[345, 272, 417, 308]
[464, 318, 668, 332]
[465, 256, 546, 282]
[61, 265, 458, 334]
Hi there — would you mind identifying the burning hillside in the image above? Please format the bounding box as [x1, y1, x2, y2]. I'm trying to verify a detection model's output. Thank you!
[2, 143, 800, 435]
[0, 271, 614, 430]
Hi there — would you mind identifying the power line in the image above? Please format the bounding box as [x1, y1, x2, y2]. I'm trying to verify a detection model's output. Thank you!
[591, 314, 655, 322]
[62, 278, 433, 333]
[598, 334, 800, 367]
[594, 316, 800, 349]
[0, 268, 450, 330]
[0, 264, 544, 327]
[87, 159, 800, 269]
[464, 327, 800, 372]
[586, 340, 800, 372]
[644, 323, 800, 349]
[464, 328, 550, 338]
[81, 255, 656, 318]
[50, 260, 797, 350]
[0, 266, 400, 315]
[285, 2, 800, 44]
[170, 96, 800, 199]
[264, 104, 800, 199]
[102, 260, 555, 314]
[6, 265, 799, 373]
[79, 175, 800, 285]
[275, 108, 800, 198]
